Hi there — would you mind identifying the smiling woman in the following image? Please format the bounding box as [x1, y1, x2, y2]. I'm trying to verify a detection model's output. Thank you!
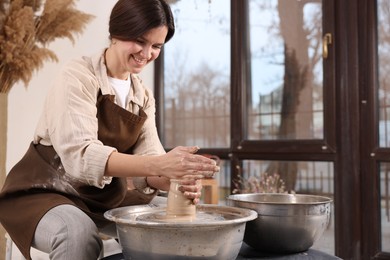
[0, 0, 220, 259]
[105, 26, 168, 77]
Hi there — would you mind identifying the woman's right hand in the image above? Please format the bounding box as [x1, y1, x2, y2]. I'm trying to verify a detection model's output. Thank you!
[151, 146, 220, 180]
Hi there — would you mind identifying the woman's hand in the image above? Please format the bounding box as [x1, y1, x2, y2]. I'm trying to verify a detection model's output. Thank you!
[105, 146, 219, 196]
[150, 146, 220, 180]
[177, 178, 203, 204]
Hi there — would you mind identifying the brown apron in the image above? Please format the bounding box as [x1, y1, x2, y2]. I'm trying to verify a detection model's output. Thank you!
[0, 93, 157, 259]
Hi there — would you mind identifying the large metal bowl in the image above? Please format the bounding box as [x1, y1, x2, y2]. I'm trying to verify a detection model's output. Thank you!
[227, 193, 332, 253]
[104, 204, 257, 260]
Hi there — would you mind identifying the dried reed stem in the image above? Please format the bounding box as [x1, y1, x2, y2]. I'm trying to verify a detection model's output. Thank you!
[0, 0, 94, 94]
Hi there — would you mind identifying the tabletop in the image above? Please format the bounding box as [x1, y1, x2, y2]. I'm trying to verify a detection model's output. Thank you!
[101, 242, 342, 260]
[237, 243, 342, 259]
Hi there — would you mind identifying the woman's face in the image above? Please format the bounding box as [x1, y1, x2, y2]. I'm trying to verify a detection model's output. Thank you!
[110, 26, 168, 76]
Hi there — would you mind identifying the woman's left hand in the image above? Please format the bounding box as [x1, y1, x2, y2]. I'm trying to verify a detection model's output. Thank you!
[177, 178, 203, 204]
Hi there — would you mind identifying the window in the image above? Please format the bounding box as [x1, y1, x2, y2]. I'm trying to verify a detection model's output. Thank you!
[156, 0, 335, 254]
[248, 0, 324, 140]
[162, 0, 231, 148]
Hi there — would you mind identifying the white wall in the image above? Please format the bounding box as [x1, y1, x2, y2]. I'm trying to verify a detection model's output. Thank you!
[6, 1, 155, 172]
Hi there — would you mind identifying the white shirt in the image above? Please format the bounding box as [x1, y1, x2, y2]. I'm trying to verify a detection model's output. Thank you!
[108, 75, 131, 109]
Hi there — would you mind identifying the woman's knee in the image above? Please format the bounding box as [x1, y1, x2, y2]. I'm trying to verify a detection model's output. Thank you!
[33, 204, 102, 259]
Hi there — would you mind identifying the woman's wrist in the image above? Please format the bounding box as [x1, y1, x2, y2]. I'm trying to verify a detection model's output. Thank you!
[146, 176, 170, 191]
[133, 177, 156, 194]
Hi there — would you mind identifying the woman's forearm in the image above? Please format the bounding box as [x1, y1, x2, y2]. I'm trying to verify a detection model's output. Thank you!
[104, 151, 159, 178]
[104, 146, 220, 181]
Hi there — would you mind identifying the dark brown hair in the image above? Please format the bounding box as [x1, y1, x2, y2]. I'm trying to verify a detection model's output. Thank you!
[109, 0, 175, 43]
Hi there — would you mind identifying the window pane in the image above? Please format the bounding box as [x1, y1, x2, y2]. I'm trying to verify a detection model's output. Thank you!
[234, 160, 334, 254]
[163, 0, 230, 148]
[380, 163, 390, 252]
[247, 0, 324, 140]
[378, 0, 390, 147]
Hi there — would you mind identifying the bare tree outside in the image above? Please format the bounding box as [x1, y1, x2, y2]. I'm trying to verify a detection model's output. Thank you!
[378, 0, 390, 147]
[163, 0, 325, 192]
[162, 1, 335, 252]
[163, 0, 231, 149]
[161, 0, 390, 255]
[248, 0, 323, 141]
[243, 0, 323, 192]
[377, 0, 390, 252]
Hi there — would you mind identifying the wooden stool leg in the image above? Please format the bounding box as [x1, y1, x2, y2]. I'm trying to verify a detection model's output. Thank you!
[210, 184, 219, 204]
[202, 179, 219, 204]
[5, 233, 12, 260]
[203, 186, 212, 204]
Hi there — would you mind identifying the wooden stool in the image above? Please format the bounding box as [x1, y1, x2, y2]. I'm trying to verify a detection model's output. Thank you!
[201, 178, 219, 204]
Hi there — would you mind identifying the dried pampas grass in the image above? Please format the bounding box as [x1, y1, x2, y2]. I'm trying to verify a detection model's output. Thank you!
[0, 0, 94, 93]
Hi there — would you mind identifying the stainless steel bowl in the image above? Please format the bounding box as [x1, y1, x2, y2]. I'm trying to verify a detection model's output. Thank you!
[104, 204, 257, 260]
[227, 193, 332, 253]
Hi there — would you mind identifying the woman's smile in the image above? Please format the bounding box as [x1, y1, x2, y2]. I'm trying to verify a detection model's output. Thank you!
[132, 54, 147, 66]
